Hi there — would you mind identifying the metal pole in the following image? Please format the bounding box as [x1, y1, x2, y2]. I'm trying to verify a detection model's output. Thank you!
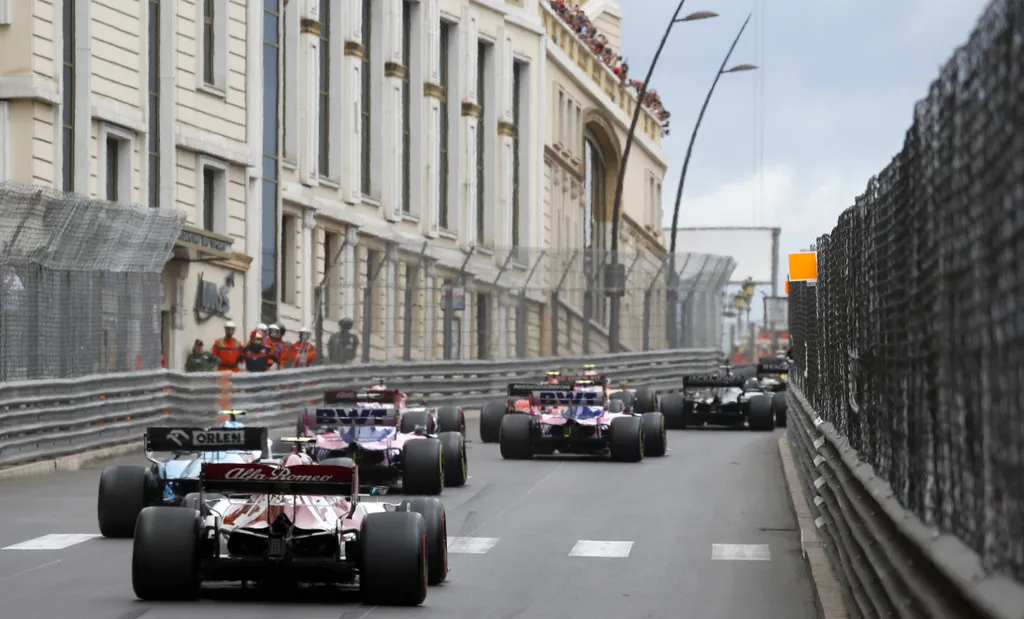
[442, 246, 476, 360]
[313, 235, 349, 365]
[551, 250, 579, 356]
[770, 227, 780, 351]
[402, 241, 429, 361]
[361, 244, 392, 363]
[643, 258, 668, 351]
[517, 250, 545, 358]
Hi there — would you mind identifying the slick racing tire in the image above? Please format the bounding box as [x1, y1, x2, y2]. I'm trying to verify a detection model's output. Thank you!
[132, 506, 201, 601]
[439, 431, 468, 487]
[403, 438, 444, 495]
[499, 414, 534, 460]
[641, 412, 667, 457]
[400, 410, 436, 435]
[659, 393, 687, 430]
[772, 392, 788, 428]
[607, 399, 627, 414]
[400, 497, 448, 585]
[609, 416, 644, 462]
[747, 395, 775, 431]
[436, 405, 466, 436]
[633, 387, 658, 414]
[97, 465, 153, 539]
[181, 492, 226, 514]
[360, 511, 428, 606]
[479, 399, 507, 443]
[610, 391, 635, 412]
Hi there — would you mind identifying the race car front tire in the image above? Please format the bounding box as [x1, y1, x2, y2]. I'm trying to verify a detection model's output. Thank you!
[400, 497, 448, 585]
[436, 405, 465, 435]
[633, 387, 658, 414]
[610, 391, 635, 412]
[772, 392, 788, 428]
[360, 511, 428, 606]
[479, 399, 507, 443]
[132, 506, 201, 601]
[609, 416, 644, 462]
[439, 431, 467, 487]
[499, 414, 534, 459]
[400, 410, 436, 435]
[659, 393, 687, 429]
[97, 465, 153, 538]
[747, 395, 774, 431]
[641, 412, 667, 457]
[402, 438, 444, 495]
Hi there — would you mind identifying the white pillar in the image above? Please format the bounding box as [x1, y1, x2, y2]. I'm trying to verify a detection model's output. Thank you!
[380, 0, 403, 221]
[498, 293, 509, 359]
[423, 260, 436, 358]
[344, 225, 360, 320]
[298, 0, 321, 185]
[384, 244, 397, 360]
[461, 277, 474, 360]
[420, 0, 440, 236]
[301, 209, 317, 325]
[244, 0, 264, 328]
[458, 7, 479, 249]
[342, 0, 363, 205]
[73, 0, 92, 194]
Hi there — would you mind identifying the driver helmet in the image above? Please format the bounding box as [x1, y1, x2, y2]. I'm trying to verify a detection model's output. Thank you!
[546, 370, 562, 384]
[368, 378, 388, 391]
[582, 364, 598, 377]
[218, 419, 244, 429]
[513, 399, 531, 413]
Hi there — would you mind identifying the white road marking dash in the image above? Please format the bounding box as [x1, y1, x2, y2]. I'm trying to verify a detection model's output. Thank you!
[711, 543, 771, 561]
[3, 534, 102, 551]
[447, 537, 500, 554]
[569, 540, 633, 558]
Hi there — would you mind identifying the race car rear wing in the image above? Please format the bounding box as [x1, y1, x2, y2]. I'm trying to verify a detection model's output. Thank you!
[682, 375, 746, 389]
[144, 426, 269, 454]
[200, 462, 356, 496]
[508, 382, 574, 396]
[756, 360, 789, 376]
[324, 389, 399, 405]
[302, 405, 399, 428]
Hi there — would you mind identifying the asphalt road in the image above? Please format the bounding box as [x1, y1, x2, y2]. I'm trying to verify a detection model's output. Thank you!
[0, 416, 815, 619]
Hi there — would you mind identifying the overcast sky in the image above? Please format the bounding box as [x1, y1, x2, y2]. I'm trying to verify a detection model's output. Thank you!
[614, 0, 991, 301]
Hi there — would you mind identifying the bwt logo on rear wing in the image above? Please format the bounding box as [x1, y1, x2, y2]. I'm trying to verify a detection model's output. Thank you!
[682, 375, 746, 389]
[201, 462, 355, 496]
[144, 427, 268, 453]
[307, 407, 397, 426]
[756, 361, 788, 375]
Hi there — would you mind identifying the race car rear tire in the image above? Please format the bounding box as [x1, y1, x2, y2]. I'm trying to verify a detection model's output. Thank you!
[607, 399, 626, 414]
[181, 492, 226, 514]
[610, 391, 635, 412]
[659, 393, 687, 429]
[399, 497, 448, 585]
[402, 438, 444, 495]
[479, 399, 507, 443]
[436, 405, 465, 435]
[641, 413, 667, 457]
[439, 431, 467, 487]
[360, 511, 428, 606]
[748, 395, 774, 431]
[609, 416, 644, 462]
[400, 410, 435, 435]
[772, 392, 788, 428]
[97, 465, 153, 538]
[132, 506, 201, 601]
[634, 387, 658, 414]
[499, 414, 534, 460]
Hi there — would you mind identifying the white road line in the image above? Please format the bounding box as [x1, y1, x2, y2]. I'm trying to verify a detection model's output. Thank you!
[711, 543, 771, 561]
[3, 534, 102, 551]
[447, 537, 500, 554]
[569, 540, 634, 558]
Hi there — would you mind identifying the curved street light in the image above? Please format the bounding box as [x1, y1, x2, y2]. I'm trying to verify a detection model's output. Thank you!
[604, 0, 719, 353]
[666, 13, 758, 348]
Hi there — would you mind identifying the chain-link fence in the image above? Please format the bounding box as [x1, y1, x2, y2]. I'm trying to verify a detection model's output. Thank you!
[787, 0, 1024, 583]
[0, 181, 185, 381]
[312, 240, 734, 363]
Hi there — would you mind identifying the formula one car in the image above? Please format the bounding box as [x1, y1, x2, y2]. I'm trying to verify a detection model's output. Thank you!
[131, 447, 448, 605]
[659, 373, 775, 431]
[297, 381, 465, 437]
[498, 379, 666, 461]
[97, 414, 270, 538]
[295, 389, 467, 494]
[579, 364, 659, 414]
[754, 357, 789, 426]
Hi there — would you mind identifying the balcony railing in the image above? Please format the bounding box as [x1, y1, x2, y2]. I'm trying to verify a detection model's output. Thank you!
[540, 4, 663, 146]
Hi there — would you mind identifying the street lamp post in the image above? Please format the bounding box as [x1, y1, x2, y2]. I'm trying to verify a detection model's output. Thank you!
[666, 13, 757, 348]
[605, 2, 718, 353]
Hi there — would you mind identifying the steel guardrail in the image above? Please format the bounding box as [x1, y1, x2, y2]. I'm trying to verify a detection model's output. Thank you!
[0, 348, 721, 469]
[786, 384, 1024, 619]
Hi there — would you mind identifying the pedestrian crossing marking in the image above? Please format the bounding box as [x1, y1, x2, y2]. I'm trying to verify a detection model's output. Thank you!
[569, 540, 633, 558]
[3, 534, 101, 550]
[447, 537, 500, 554]
[711, 543, 771, 561]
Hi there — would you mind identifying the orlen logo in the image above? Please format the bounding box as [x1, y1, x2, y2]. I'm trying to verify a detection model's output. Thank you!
[537, 391, 600, 405]
[224, 467, 334, 483]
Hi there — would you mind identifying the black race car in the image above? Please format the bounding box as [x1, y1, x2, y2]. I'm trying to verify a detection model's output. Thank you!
[658, 374, 778, 431]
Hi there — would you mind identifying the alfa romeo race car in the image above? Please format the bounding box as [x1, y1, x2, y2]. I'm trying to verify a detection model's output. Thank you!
[131, 448, 448, 606]
[295, 389, 467, 495]
[658, 373, 777, 431]
[97, 415, 271, 538]
[498, 379, 666, 461]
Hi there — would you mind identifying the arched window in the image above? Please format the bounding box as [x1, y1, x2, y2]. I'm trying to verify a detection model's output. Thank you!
[583, 128, 606, 252]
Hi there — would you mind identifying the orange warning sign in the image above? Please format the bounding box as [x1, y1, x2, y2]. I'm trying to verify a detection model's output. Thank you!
[789, 252, 818, 281]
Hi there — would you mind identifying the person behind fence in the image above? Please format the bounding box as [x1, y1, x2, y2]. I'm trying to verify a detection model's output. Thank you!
[211, 321, 244, 372]
[184, 339, 217, 372]
[290, 326, 316, 368]
[266, 324, 289, 368]
[242, 330, 277, 372]
[328, 317, 359, 364]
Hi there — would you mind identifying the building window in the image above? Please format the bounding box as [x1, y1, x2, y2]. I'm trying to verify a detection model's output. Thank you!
[199, 157, 227, 233]
[262, 0, 282, 323]
[584, 129, 608, 323]
[476, 41, 489, 244]
[511, 61, 523, 250]
[400, 2, 411, 213]
[360, 0, 372, 194]
[101, 127, 133, 204]
[202, 0, 215, 84]
[148, 0, 160, 207]
[318, 0, 330, 175]
[438, 21, 451, 230]
[280, 214, 298, 305]
[199, 0, 227, 90]
[61, 0, 75, 192]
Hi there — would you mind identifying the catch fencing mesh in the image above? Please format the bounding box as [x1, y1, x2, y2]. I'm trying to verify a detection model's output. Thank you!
[0, 182, 185, 380]
[787, 0, 1024, 582]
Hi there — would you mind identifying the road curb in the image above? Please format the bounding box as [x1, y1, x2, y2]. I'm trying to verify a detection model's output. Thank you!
[778, 433, 850, 619]
[0, 441, 145, 480]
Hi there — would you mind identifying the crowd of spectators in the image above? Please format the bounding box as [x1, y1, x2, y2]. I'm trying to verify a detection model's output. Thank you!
[548, 1, 671, 135]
